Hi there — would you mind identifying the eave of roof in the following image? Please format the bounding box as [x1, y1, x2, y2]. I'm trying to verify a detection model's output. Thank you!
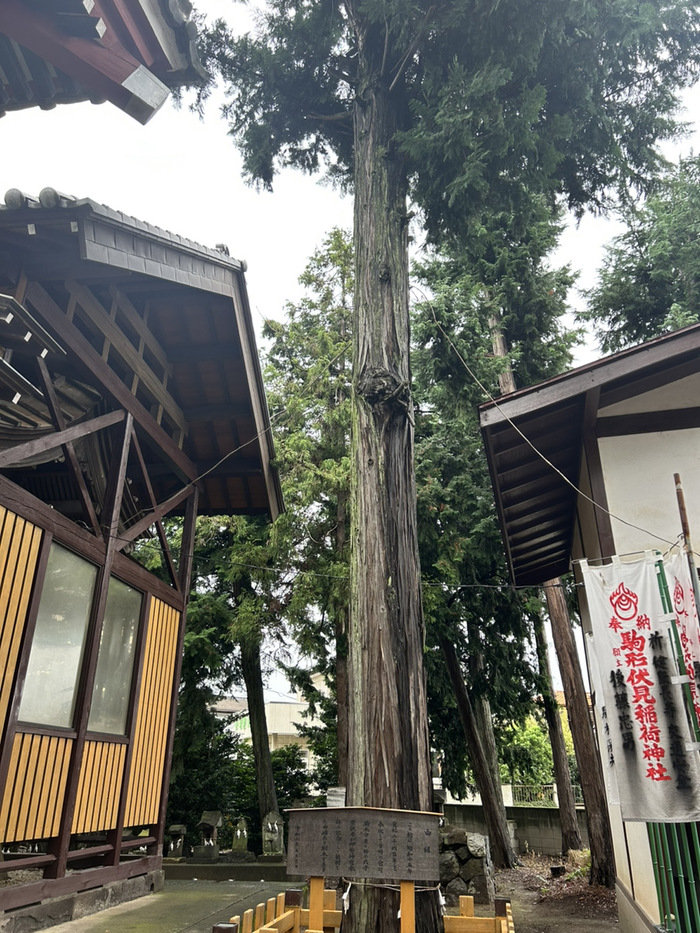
[0, 188, 283, 521]
[479, 324, 700, 587]
[0, 0, 206, 123]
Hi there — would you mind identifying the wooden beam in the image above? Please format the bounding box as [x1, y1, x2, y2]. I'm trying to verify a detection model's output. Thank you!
[36, 357, 101, 536]
[23, 281, 197, 483]
[129, 427, 180, 590]
[0, 409, 125, 468]
[46, 414, 133, 879]
[114, 484, 193, 549]
[66, 281, 185, 435]
[0, 0, 169, 124]
[582, 388, 615, 559]
[596, 407, 700, 437]
[480, 327, 700, 428]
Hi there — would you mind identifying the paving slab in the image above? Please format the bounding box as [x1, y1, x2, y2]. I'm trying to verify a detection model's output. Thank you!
[44, 880, 288, 933]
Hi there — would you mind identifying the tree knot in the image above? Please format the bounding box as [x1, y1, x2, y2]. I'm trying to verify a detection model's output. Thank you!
[357, 367, 410, 411]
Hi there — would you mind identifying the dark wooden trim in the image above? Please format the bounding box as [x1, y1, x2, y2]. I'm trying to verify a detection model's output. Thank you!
[480, 328, 700, 428]
[66, 843, 114, 862]
[128, 428, 179, 590]
[111, 550, 184, 610]
[36, 357, 101, 536]
[14, 724, 78, 740]
[115, 485, 194, 551]
[106, 591, 152, 867]
[0, 409, 125, 468]
[0, 854, 162, 912]
[23, 281, 196, 484]
[121, 835, 157, 850]
[83, 731, 129, 745]
[0, 0, 164, 121]
[46, 415, 133, 879]
[0, 531, 52, 813]
[596, 407, 700, 437]
[156, 485, 199, 848]
[0, 476, 105, 563]
[599, 356, 700, 410]
[0, 476, 183, 608]
[0, 853, 56, 873]
[582, 388, 615, 559]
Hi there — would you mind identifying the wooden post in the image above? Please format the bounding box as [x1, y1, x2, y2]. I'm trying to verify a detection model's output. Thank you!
[400, 881, 415, 933]
[309, 876, 325, 931]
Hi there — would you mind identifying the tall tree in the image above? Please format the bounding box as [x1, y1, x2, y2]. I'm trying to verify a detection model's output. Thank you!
[200, 4, 700, 928]
[582, 154, 700, 351]
[413, 193, 575, 869]
[191, 516, 285, 831]
[262, 229, 353, 787]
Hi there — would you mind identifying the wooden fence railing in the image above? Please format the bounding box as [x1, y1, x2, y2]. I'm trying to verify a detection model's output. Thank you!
[212, 887, 515, 933]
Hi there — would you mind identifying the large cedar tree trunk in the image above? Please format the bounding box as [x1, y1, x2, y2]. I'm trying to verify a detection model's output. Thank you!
[439, 636, 518, 868]
[240, 634, 280, 834]
[344, 23, 442, 932]
[335, 487, 349, 786]
[544, 581, 615, 887]
[532, 609, 582, 855]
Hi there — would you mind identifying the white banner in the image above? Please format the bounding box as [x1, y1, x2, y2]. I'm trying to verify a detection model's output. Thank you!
[666, 552, 700, 731]
[581, 554, 700, 823]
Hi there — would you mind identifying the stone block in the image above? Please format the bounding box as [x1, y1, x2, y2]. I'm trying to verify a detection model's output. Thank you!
[439, 850, 460, 883]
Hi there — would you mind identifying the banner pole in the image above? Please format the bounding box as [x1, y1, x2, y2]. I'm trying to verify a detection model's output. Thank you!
[674, 473, 700, 617]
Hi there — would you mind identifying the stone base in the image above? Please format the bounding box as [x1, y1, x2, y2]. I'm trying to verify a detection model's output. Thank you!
[0, 869, 164, 932]
[192, 845, 220, 861]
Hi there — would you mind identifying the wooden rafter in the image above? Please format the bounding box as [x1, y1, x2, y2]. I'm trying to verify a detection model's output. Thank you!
[115, 484, 193, 550]
[65, 281, 185, 438]
[128, 427, 180, 591]
[0, 0, 169, 124]
[0, 409, 125, 469]
[36, 357, 101, 536]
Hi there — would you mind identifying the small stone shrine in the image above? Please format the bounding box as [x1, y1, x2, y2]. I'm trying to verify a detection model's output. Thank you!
[167, 824, 187, 859]
[439, 826, 495, 905]
[262, 810, 285, 858]
[230, 817, 255, 860]
[193, 811, 222, 861]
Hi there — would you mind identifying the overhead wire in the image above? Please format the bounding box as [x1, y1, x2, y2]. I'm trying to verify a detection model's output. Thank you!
[415, 285, 687, 555]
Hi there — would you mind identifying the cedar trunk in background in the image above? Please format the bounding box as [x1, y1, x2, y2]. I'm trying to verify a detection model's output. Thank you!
[532, 607, 582, 855]
[240, 634, 280, 830]
[544, 581, 615, 887]
[345, 35, 442, 933]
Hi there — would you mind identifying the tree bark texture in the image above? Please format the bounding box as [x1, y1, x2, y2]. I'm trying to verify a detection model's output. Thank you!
[344, 25, 442, 932]
[544, 580, 615, 887]
[439, 636, 518, 869]
[466, 627, 507, 815]
[532, 609, 582, 855]
[335, 487, 349, 787]
[240, 634, 280, 831]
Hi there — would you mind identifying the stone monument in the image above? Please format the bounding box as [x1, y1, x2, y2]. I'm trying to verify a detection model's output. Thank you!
[193, 810, 222, 861]
[261, 810, 285, 859]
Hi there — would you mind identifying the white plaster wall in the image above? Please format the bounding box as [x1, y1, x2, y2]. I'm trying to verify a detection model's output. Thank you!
[598, 428, 700, 556]
[624, 821, 661, 923]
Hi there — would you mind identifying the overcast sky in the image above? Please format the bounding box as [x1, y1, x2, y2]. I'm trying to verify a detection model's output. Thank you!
[2, 8, 698, 368]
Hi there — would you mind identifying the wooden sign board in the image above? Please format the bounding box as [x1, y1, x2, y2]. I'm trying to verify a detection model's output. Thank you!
[286, 807, 440, 882]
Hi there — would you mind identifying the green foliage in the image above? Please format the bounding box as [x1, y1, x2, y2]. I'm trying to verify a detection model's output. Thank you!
[199, 0, 700, 231]
[582, 154, 700, 351]
[229, 743, 311, 852]
[260, 229, 353, 784]
[412, 194, 577, 796]
[498, 715, 555, 786]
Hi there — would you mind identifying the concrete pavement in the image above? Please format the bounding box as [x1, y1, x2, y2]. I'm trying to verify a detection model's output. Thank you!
[44, 880, 290, 933]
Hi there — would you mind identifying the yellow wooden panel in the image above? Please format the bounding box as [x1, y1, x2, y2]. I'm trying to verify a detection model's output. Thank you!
[124, 598, 180, 827]
[0, 732, 73, 842]
[71, 740, 127, 834]
[0, 510, 42, 728]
